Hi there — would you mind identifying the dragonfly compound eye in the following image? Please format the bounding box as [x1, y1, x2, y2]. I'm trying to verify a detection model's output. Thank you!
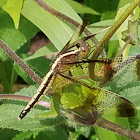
[79, 41, 90, 58]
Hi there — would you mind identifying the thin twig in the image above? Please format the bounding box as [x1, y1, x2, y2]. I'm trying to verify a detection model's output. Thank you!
[36, 0, 79, 27]
[112, 39, 131, 66]
[87, 25, 112, 28]
[0, 94, 51, 108]
[35, 0, 98, 46]
[0, 40, 42, 85]
[91, 0, 140, 59]
[96, 118, 140, 140]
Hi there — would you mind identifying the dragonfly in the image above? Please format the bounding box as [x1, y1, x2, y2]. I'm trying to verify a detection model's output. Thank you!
[18, 20, 136, 124]
[18, 20, 99, 120]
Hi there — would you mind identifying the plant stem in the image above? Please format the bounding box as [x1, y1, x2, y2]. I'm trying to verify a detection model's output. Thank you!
[89, 0, 140, 80]
[113, 39, 131, 66]
[35, 0, 98, 46]
[0, 94, 51, 108]
[0, 40, 42, 85]
[96, 118, 140, 140]
[92, 0, 140, 59]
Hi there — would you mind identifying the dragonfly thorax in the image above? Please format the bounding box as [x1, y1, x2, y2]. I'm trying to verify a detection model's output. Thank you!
[77, 40, 90, 59]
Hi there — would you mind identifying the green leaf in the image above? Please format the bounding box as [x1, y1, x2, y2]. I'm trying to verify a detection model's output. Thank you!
[122, 20, 139, 45]
[0, 9, 38, 53]
[21, 0, 81, 51]
[0, 128, 19, 140]
[24, 44, 57, 61]
[118, 0, 133, 8]
[0, 9, 38, 91]
[25, 56, 52, 78]
[84, 0, 118, 22]
[115, 4, 140, 58]
[13, 130, 40, 140]
[61, 83, 84, 109]
[35, 126, 68, 140]
[101, 11, 116, 20]
[0, 85, 65, 131]
[14, 53, 52, 85]
[95, 117, 130, 140]
[65, 0, 100, 15]
[88, 19, 116, 41]
[0, 0, 23, 29]
[13, 63, 35, 85]
[0, 9, 25, 52]
[0, 8, 38, 62]
[13, 126, 68, 140]
[106, 40, 119, 58]
[0, 59, 17, 93]
[119, 82, 140, 106]
[71, 127, 91, 139]
[128, 45, 140, 56]
[18, 15, 39, 42]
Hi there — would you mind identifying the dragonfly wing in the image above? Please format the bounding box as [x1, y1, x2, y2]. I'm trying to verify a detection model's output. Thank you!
[57, 73, 136, 118]
[93, 87, 136, 117]
[86, 55, 140, 84]
[111, 55, 140, 83]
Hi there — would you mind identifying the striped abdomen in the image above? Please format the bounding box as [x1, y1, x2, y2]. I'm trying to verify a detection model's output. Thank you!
[18, 71, 55, 120]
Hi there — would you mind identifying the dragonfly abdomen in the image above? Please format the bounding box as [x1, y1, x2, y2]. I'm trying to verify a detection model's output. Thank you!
[18, 71, 55, 120]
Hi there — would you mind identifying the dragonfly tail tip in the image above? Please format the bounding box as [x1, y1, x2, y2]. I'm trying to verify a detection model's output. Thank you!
[18, 117, 21, 121]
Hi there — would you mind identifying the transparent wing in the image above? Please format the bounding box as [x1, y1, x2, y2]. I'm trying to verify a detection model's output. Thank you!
[93, 87, 136, 117]
[112, 54, 140, 82]
[58, 73, 136, 118]
[86, 54, 140, 83]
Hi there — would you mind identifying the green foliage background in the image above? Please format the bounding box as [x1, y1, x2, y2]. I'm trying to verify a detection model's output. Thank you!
[0, 0, 140, 140]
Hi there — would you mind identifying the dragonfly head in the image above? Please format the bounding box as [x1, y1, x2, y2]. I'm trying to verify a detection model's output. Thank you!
[77, 40, 90, 58]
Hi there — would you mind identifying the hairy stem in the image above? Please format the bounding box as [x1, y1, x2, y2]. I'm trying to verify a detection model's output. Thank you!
[0, 40, 42, 85]
[0, 94, 51, 108]
[35, 0, 98, 46]
[96, 118, 140, 140]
